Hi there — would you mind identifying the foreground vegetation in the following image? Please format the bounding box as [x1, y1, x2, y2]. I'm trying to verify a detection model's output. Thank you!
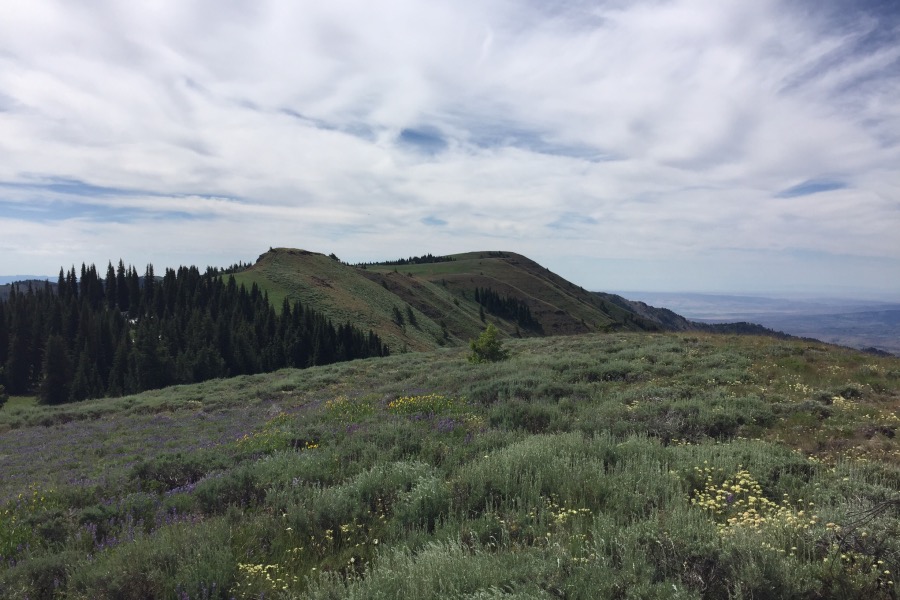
[1, 332, 900, 599]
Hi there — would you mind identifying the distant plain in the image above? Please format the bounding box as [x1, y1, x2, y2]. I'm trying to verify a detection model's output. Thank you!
[619, 292, 900, 355]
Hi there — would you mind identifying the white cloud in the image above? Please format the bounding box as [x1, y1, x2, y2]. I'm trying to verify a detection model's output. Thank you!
[0, 0, 898, 295]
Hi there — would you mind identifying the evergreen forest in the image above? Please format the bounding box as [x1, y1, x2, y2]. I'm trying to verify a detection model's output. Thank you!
[0, 262, 389, 405]
[473, 286, 541, 331]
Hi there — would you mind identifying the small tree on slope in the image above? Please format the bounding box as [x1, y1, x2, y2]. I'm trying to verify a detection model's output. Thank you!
[468, 323, 509, 363]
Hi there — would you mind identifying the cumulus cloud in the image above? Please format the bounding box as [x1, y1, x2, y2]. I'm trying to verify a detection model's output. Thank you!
[0, 0, 898, 296]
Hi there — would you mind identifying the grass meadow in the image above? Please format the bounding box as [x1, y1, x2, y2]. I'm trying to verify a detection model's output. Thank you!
[1, 332, 900, 599]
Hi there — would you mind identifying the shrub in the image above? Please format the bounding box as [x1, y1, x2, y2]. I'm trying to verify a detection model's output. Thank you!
[130, 451, 228, 494]
[468, 324, 509, 364]
[488, 400, 565, 434]
[194, 466, 263, 513]
[7, 551, 76, 600]
[67, 519, 235, 599]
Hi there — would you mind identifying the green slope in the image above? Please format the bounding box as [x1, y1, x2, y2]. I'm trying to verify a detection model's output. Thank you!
[232, 248, 484, 352]
[232, 248, 713, 355]
[364, 250, 667, 335]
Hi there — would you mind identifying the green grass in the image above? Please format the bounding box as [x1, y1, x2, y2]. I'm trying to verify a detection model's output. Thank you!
[2, 396, 37, 411]
[1, 333, 900, 599]
[231, 269, 291, 311]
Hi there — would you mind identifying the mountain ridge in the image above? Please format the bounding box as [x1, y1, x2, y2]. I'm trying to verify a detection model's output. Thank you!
[231, 248, 793, 353]
[0, 248, 808, 354]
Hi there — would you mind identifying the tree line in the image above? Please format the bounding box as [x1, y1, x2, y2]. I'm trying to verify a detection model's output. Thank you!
[0, 261, 389, 405]
[473, 287, 541, 331]
[356, 253, 455, 267]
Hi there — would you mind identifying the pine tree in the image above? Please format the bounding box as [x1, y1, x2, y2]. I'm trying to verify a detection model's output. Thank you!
[105, 262, 118, 310]
[5, 333, 30, 395]
[39, 334, 71, 405]
[107, 338, 130, 397]
[70, 343, 102, 402]
[392, 306, 405, 328]
[0, 301, 8, 369]
[143, 263, 155, 311]
[116, 260, 128, 312]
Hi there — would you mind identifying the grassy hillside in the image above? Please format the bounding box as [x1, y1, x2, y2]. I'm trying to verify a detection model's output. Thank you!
[230, 249, 682, 355]
[232, 249, 481, 352]
[365, 251, 664, 336]
[1, 333, 899, 598]
[235, 248, 688, 352]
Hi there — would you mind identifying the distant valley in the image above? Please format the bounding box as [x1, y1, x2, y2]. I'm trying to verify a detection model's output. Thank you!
[618, 292, 900, 355]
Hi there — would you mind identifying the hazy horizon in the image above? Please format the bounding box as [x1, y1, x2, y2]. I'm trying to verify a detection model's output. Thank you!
[4, 266, 898, 304]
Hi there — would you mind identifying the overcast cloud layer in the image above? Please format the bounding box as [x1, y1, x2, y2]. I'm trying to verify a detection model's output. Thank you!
[1, 0, 898, 297]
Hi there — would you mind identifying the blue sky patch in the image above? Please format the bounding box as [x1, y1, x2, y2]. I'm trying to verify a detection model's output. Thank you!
[776, 180, 848, 198]
[0, 198, 199, 223]
[421, 215, 447, 226]
[548, 212, 599, 230]
[0, 178, 217, 223]
[1, 177, 134, 198]
[278, 108, 377, 141]
[398, 127, 448, 154]
[469, 124, 614, 162]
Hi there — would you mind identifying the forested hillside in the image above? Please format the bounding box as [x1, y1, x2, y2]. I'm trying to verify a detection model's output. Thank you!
[0, 262, 387, 404]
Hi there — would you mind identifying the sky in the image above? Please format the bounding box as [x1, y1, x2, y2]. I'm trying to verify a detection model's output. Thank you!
[1, 0, 899, 299]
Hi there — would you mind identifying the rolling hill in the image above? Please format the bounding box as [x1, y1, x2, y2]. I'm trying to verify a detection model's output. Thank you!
[232, 248, 690, 353]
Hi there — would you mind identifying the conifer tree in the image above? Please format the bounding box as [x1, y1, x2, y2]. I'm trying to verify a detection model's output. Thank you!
[105, 262, 117, 310]
[116, 260, 128, 312]
[5, 333, 30, 395]
[70, 343, 102, 402]
[39, 334, 71, 405]
[107, 338, 130, 397]
[0, 301, 8, 369]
